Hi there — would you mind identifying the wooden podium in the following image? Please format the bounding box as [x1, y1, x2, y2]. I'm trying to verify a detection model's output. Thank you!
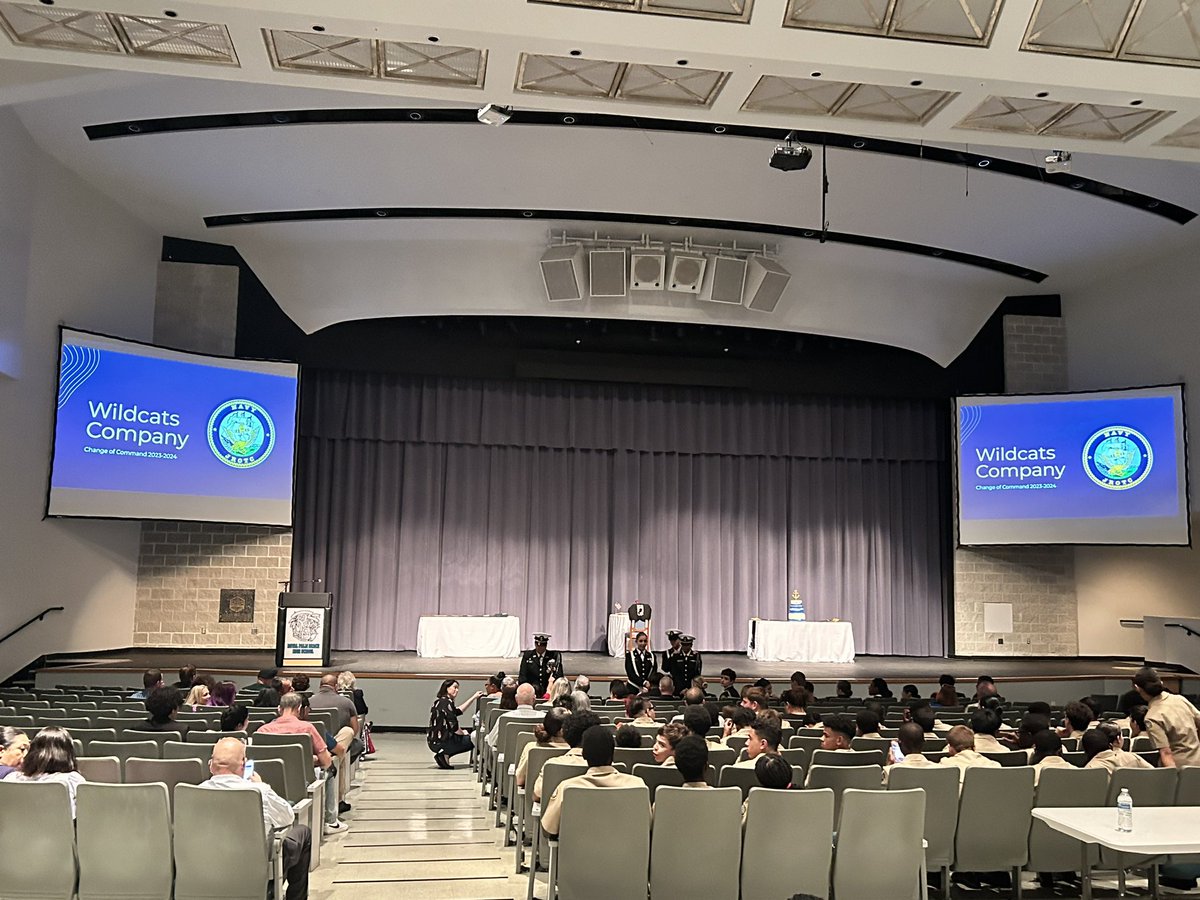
[275, 592, 332, 668]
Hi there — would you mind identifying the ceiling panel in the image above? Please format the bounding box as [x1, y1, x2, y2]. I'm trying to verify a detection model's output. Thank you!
[381, 41, 486, 88]
[266, 30, 375, 76]
[785, 0, 1001, 45]
[0, 3, 122, 54]
[516, 53, 624, 98]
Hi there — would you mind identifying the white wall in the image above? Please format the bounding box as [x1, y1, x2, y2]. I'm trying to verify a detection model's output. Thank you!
[0, 108, 159, 680]
[1065, 244, 1200, 656]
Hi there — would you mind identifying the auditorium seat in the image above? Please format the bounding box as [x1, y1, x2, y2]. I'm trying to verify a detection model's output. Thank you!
[1027, 767, 1106, 881]
[174, 784, 283, 900]
[163, 740, 206, 761]
[89, 740, 160, 777]
[251, 730, 315, 761]
[246, 743, 322, 846]
[889, 765, 961, 899]
[706, 745, 737, 770]
[0, 715, 34, 728]
[0, 780, 77, 900]
[725, 734, 749, 754]
[742, 786, 833, 900]
[76, 782, 173, 900]
[124, 730, 179, 753]
[187, 729, 248, 744]
[631, 761, 686, 799]
[982, 751, 1030, 767]
[812, 748, 886, 767]
[125, 757, 206, 813]
[836, 788, 927, 900]
[612, 746, 656, 769]
[503, 732, 538, 838]
[76, 755, 122, 784]
[548, 784, 649, 900]
[513, 744, 569, 874]
[651, 786, 741, 899]
[717, 764, 765, 799]
[1101, 767, 1178, 880]
[805, 765, 884, 824]
[955, 767, 1034, 896]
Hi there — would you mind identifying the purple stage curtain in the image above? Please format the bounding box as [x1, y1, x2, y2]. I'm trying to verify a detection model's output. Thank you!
[292, 371, 946, 655]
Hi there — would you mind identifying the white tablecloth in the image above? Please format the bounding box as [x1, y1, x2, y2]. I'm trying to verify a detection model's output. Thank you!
[607, 613, 629, 657]
[416, 615, 521, 658]
[747, 620, 855, 663]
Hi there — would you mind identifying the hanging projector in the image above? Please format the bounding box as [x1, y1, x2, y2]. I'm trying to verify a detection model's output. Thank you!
[770, 132, 812, 172]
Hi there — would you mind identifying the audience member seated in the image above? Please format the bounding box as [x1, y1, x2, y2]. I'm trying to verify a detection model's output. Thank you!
[256, 693, 346, 834]
[969, 708, 1011, 753]
[646, 675, 676, 700]
[674, 735, 710, 788]
[566, 691, 591, 714]
[221, 703, 250, 733]
[310, 673, 359, 757]
[856, 709, 884, 740]
[868, 677, 894, 699]
[752, 678, 774, 697]
[1030, 731, 1073, 785]
[541, 725, 645, 837]
[0, 726, 30, 778]
[337, 670, 368, 720]
[735, 713, 782, 767]
[548, 677, 572, 706]
[626, 697, 657, 726]
[908, 700, 950, 734]
[184, 683, 210, 710]
[703, 700, 724, 733]
[835, 680, 854, 700]
[652, 723, 688, 766]
[173, 663, 197, 691]
[966, 675, 1005, 710]
[209, 680, 238, 707]
[780, 688, 816, 727]
[1083, 726, 1152, 773]
[1015, 715, 1051, 758]
[933, 673, 963, 704]
[533, 710, 598, 802]
[739, 687, 768, 714]
[199, 737, 311, 900]
[939, 725, 1001, 787]
[255, 679, 289, 709]
[248, 667, 278, 693]
[483, 673, 505, 701]
[614, 725, 641, 748]
[883, 722, 938, 784]
[142, 686, 191, 736]
[820, 713, 856, 751]
[756, 753, 792, 789]
[608, 680, 629, 703]
[130, 668, 163, 701]
[932, 684, 960, 708]
[681, 706, 713, 741]
[719, 668, 740, 702]
[721, 707, 755, 745]
[497, 684, 518, 711]
[1, 725, 85, 816]
[516, 708, 570, 788]
[1059, 700, 1095, 742]
[789, 671, 807, 692]
[675, 686, 705, 711]
[902, 684, 921, 702]
[1080, 696, 1105, 722]
[486, 684, 541, 748]
[573, 675, 591, 697]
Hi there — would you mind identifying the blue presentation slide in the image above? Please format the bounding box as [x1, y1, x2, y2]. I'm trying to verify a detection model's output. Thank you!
[956, 387, 1188, 545]
[48, 330, 298, 524]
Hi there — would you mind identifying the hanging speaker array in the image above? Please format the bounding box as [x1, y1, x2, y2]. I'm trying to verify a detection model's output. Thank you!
[539, 234, 791, 311]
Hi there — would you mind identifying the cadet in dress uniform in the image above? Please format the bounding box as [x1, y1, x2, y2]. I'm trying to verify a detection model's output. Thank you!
[625, 630, 658, 693]
[660, 629, 683, 676]
[518, 633, 562, 697]
[667, 634, 702, 692]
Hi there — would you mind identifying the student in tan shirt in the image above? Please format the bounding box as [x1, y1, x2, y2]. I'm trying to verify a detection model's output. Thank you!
[673, 736, 712, 788]
[515, 707, 570, 788]
[883, 722, 940, 785]
[970, 708, 1013, 754]
[652, 723, 688, 767]
[1030, 731, 1075, 785]
[1082, 728, 1153, 774]
[1135, 667, 1200, 769]
[541, 725, 646, 836]
[733, 713, 782, 768]
[939, 726, 1001, 787]
[533, 710, 600, 802]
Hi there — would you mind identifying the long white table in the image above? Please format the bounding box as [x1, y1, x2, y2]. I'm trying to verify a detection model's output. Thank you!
[1033, 807, 1200, 900]
[416, 615, 521, 658]
[747, 619, 855, 663]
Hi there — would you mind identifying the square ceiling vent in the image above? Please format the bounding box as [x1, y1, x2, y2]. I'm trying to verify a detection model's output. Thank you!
[0, 3, 122, 54]
[957, 94, 1170, 141]
[784, 0, 1002, 46]
[529, 0, 752, 23]
[1023, 0, 1200, 67]
[266, 29, 376, 77]
[382, 40, 486, 87]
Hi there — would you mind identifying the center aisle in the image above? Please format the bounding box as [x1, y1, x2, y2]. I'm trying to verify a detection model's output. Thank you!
[314, 733, 524, 900]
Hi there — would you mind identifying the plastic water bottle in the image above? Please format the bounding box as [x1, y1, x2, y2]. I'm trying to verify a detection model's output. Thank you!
[1116, 788, 1134, 833]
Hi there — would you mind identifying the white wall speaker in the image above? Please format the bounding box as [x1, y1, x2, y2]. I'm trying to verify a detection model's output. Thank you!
[589, 249, 627, 298]
[702, 255, 748, 304]
[668, 253, 707, 294]
[630, 251, 666, 291]
[539, 244, 586, 302]
[744, 257, 791, 312]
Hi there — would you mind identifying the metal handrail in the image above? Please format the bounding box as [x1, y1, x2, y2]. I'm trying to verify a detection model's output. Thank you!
[0, 606, 64, 646]
[1165, 622, 1200, 639]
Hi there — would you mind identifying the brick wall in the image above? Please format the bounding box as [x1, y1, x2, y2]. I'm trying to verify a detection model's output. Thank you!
[133, 521, 291, 648]
[953, 313, 1079, 656]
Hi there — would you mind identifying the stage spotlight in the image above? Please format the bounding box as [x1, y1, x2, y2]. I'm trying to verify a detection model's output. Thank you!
[770, 132, 812, 172]
[477, 103, 513, 126]
[1044, 149, 1072, 173]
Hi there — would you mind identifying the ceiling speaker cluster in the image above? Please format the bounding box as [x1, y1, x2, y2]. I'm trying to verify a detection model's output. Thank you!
[539, 233, 791, 311]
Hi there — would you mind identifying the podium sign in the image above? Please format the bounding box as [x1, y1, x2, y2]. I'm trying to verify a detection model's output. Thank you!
[276, 592, 332, 668]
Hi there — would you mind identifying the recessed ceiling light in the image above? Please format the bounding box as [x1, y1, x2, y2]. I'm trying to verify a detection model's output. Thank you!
[713, 125, 726, 133]
[810, 71, 821, 77]
[563, 115, 576, 124]
[1036, 91, 1049, 98]
[676, 58, 688, 65]
[910, 79, 923, 86]
[163, 9, 177, 16]
[311, 25, 325, 32]
[427, 35, 439, 43]
[569, 49, 581, 56]
[272, 113, 290, 123]
[408, 111, 422, 120]
[852, 140, 866, 149]
[977, 159, 990, 167]
[1131, 99, 1143, 106]
[523, 211, 534, 217]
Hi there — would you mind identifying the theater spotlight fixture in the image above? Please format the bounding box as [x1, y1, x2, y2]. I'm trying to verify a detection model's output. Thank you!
[477, 103, 513, 126]
[1044, 149, 1072, 174]
[769, 132, 812, 172]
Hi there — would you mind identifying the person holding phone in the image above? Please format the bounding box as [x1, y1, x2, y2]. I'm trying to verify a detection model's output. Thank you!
[882, 722, 938, 784]
[427, 679, 484, 770]
[199, 737, 312, 900]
